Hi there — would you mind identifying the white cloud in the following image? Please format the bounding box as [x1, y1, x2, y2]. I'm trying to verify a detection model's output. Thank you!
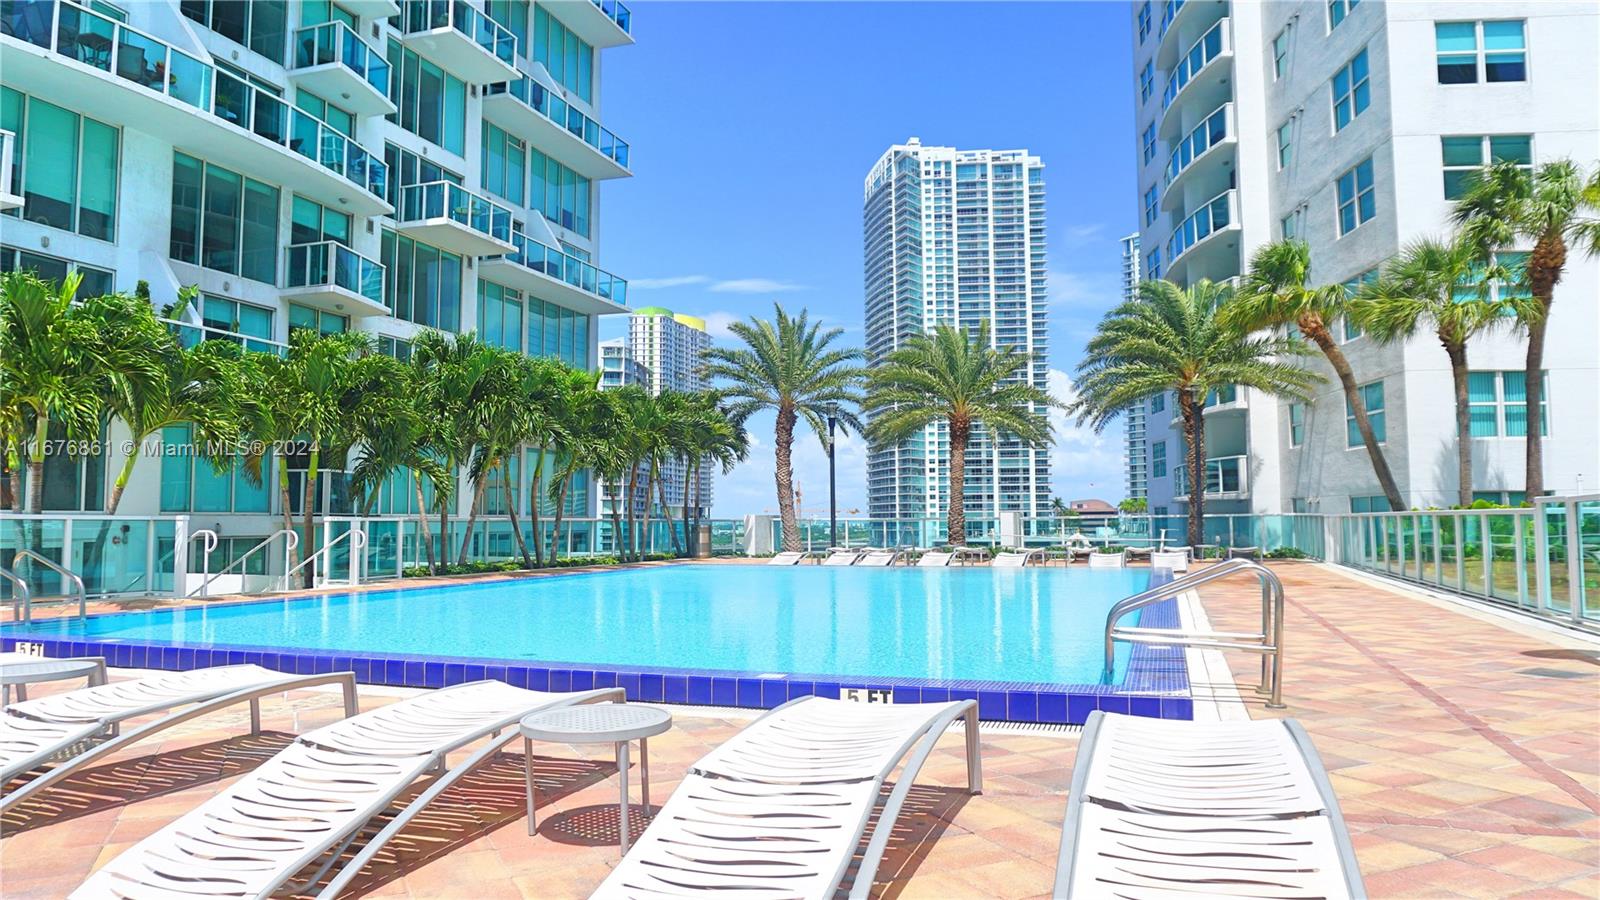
[1046, 368, 1127, 504]
[709, 278, 808, 294]
[700, 311, 741, 339]
[630, 274, 711, 290]
[1059, 222, 1107, 246]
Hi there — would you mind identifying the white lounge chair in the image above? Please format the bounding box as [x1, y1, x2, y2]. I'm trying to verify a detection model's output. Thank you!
[73, 681, 623, 900]
[822, 547, 865, 566]
[766, 550, 805, 565]
[1087, 549, 1127, 568]
[1054, 712, 1364, 899]
[856, 548, 903, 566]
[916, 549, 955, 567]
[593, 696, 981, 899]
[992, 549, 1044, 567]
[1151, 547, 1191, 572]
[1, 664, 357, 813]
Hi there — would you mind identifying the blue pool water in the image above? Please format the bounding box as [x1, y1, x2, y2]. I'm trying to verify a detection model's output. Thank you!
[5, 566, 1152, 685]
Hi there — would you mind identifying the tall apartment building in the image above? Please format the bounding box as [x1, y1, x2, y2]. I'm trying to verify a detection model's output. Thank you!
[1, 0, 635, 539]
[862, 138, 1051, 521]
[1119, 233, 1149, 503]
[598, 337, 646, 388]
[1129, 0, 1599, 514]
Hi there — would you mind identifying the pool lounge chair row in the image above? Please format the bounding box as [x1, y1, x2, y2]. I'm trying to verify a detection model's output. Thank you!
[5, 662, 1363, 899]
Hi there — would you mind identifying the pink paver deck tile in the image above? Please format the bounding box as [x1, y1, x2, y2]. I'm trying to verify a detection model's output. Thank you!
[3, 561, 1597, 897]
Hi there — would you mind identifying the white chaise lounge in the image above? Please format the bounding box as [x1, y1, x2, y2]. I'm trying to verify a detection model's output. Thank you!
[767, 550, 806, 565]
[1054, 712, 1365, 899]
[1087, 549, 1127, 568]
[991, 549, 1044, 567]
[856, 548, 904, 566]
[917, 550, 954, 567]
[822, 547, 866, 566]
[1, 664, 357, 813]
[593, 696, 981, 900]
[73, 681, 622, 900]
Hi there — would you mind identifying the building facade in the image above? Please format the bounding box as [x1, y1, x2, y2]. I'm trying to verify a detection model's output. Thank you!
[1129, 0, 1599, 514]
[1, 0, 635, 542]
[598, 337, 647, 389]
[862, 138, 1051, 523]
[1119, 232, 1149, 503]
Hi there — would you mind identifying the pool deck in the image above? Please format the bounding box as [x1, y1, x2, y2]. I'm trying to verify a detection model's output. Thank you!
[2, 561, 1597, 897]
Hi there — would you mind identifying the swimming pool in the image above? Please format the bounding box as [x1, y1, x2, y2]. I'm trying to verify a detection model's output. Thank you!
[2, 565, 1191, 723]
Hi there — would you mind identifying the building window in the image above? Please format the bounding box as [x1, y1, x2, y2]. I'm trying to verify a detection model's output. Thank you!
[1346, 380, 1385, 447]
[1469, 370, 1548, 437]
[1272, 27, 1291, 80]
[526, 298, 590, 368]
[289, 302, 347, 335]
[531, 149, 591, 236]
[1139, 61, 1154, 103]
[385, 41, 467, 156]
[379, 228, 463, 331]
[1, 89, 119, 241]
[160, 423, 271, 513]
[1150, 391, 1165, 413]
[200, 295, 274, 347]
[302, 0, 357, 28]
[295, 89, 354, 139]
[378, 335, 413, 361]
[1137, 2, 1152, 43]
[532, 5, 594, 103]
[486, 0, 530, 57]
[1151, 440, 1167, 478]
[1289, 402, 1306, 447]
[1350, 494, 1390, 513]
[1336, 157, 1376, 236]
[1143, 185, 1158, 226]
[1341, 269, 1376, 340]
[478, 279, 526, 353]
[1145, 248, 1161, 280]
[384, 143, 463, 209]
[481, 121, 527, 207]
[289, 196, 350, 246]
[169, 152, 279, 283]
[1436, 21, 1526, 84]
[1280, 212, 1298, 240]
[1276, 120, 1293, 169]
[1331, 48, 1370, 132]
[181, 0, 288, 64]
[1142, 123, 1157, 165]
[1441, 135, 1532, 199]
[1327, 0, 1359, 30]
[0, 245, 113, 297]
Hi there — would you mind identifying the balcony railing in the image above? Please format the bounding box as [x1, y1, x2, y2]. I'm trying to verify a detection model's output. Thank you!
[504, 231, 628, 306]
[398, 180, 513, 242]
[1173, 454, 1248, 497]
[5, 1, 388, 201]
[1167, 188, 1236, 262]
[399, 0, 515, 66]
[0, 129, 17, 206]
[488, 75, 630, 169]
[591, 0, 631, 34]
[1164, 102, 1231, 186]
[284, 241, 385, 306]
[1162, 18, 1228, 109]
[292, 21, 390, 98]
[1158, 0, 1185, 38]
[162, 318, 286, 356]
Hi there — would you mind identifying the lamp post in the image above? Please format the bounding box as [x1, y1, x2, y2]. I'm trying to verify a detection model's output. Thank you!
[827, 403, 839, 548]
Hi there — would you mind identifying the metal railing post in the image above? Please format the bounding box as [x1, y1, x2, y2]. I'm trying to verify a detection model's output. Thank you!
[1, 567, 31, 624]
[189, 529, 219, 598]
[12, 550, 87, 623]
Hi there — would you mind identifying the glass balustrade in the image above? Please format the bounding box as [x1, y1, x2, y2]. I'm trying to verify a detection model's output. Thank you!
[1164, 103, 1230, 186]
[1166, 189, 1235, 261]
[284, 241, 385, 306]
[488, 76, 630, 169]
[1162, 18, 1227, 109]
[1158, 0, 1185, 38]
[398, 180, 513, 242]
[504, 231, 628, 305]
[212, 69, 389, 199]
[292, 21, 390, 98]
[400, 0, 515, 66]
[163, 318, 286, 356]
[592, 0, 631, 34]
[1172, 455, 1246, 496]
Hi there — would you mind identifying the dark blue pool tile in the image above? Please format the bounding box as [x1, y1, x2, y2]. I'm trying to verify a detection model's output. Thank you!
[638, 673, 663, 702]
[1097, 695, 1130, 716]
[549, 669, 571, 692]
[594, 670, 617, 690]
[812, 681, 840, 700]
[463, 664, 486, 684]
[1038, 692, 1069, 724]
[1162, 697, 1194, 720]
[571, 670, 595, 692]
[404, 661, 424, 687]
[687, 676, 713, 705]
[663, 676, 687, 704]
[759, 679, 787, 707]
[316, 656, 337, 675]
[485, 665, 506, 685]
[442, 663, 464, 685]
[159, 647, 179, 669]
[977, 691, 1007, 721]
[1007, 692, 1038, 723]
[1067, 694, 1097, 724]
[711, 678, 736, 706]
[1129, 696, 1162, 719]
[918, 687, 950, 704]
[949, 688, 979, 707]
[735, 679, 762, 708]
[618, 672, 640, 700]
[526, 668, 550, 691]
[351, 659, 371, 683]
[420, 662, 442, 688]
[785, 681, 814, 702]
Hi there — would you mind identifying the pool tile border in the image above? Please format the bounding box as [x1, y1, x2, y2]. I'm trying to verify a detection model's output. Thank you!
[0, 569, 1190, 724]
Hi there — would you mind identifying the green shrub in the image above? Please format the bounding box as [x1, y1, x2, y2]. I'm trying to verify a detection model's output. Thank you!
[1098, 545, 1126, 554]
[1266, 547, 1308, 559]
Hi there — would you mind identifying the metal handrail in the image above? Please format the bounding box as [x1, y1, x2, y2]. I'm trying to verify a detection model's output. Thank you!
[189, 529, 219, 598]
[9, 550, 88, 625]
[283, 527, 367, 590]
[1103, 558, 1286, 708]
[1, 566, 30, 623]
[192, 529, 299, 598]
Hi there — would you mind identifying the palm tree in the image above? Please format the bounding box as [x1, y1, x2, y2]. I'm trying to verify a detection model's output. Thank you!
[543, 368, 606, 564]
[348, 357, 449, 574]
[865, 322, 1058, 546]
[410, 331, 494, 560]
[678, 394, 749, 555]
[1452, 159, 1600, 498]
[1351, 237, 1528, 507]
[1073, 280, 1322, 547]
[704, 305, 863, 553]
[1228, 240, 1404, 511]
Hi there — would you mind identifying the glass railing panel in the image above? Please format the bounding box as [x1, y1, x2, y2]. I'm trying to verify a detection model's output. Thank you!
[492, 76, 630, 168]
[1159, 0, 1184, 37]
[1167, 189, 1234, 261]
[292, 22, 391, 98]
[1165, 103, 1229, 186]
[284, 241, 385, 305]
[1486, 512, 1519, 603]
[1540, 503, 1569, 613]
[1578, 500, 1600, 620]
[1162, 18, 1225, 109]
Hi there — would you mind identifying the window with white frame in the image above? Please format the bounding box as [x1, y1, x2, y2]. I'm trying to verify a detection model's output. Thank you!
[1272, 27, 1291, 80]
[1336, 157, 1376, 236]
[1331, 48, 1370, 132]
[1139, 61, 1154, 103]
[1150, 391, 1165, 413]
[1281, 213, 1297, 239]
[1341, 268, 1376, 340]
[1436, 20, 1526, 84]
[1151, 440, 1167, 478]
[1289, 402, 1305, 447]
[1345, 380, 1385, 447]
[1144, 184, 1158, 226]
[1441, 134, 1532, 199]
[1138, 2, 1152, 43]
[1146, 248, 1162, 280]
[1276, 120, 1293, 169]
[1328, 0, 1359, 31]
[1142, 123, 1157, 164]
[1469, 370, 1548, 437]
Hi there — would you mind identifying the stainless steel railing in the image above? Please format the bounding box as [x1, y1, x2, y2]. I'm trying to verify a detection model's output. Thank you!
[8, 550, 88, 625]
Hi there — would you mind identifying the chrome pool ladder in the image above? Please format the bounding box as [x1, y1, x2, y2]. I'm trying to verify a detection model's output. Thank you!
[1103, 557, 1286, 709]
[4, 550, 88, 625]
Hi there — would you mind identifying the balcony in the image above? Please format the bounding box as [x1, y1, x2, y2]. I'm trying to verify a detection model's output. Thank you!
[1160, 17, 1231, 133]
[1156, 0, 1226, 70]
[290, 21, 394, 117]
[1170, 385, 1248, 427]
[544, 0, 633, 49]
[342, 0, 402, 15]
[0, 1, 392, 217]
[394, 180, 516, 256]
[397, 0, 518, 84]
[479, 231, 628, 314]
[1173, 454, 1249, 499]
[1167, 188, 1237, 271]
[1163, 102, 1233, 208]
[0, 130, 19, 210]
[281, 241, 388, 317]
[483, 76, 630, 180]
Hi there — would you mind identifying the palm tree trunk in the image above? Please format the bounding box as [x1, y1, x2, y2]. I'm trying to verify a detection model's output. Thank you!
[105, 438, 142, 513]
[547, 473, 570, 564]
[681, 462, 695, 556]
[1444, 338, 1474, 507]
[528, 452, 546, 567]
[1305, 322, 1404, 510]
[1521, 234, 1561, 498]
[658, 469, 681, 556]
[279, 460, 298, 573]
[503, 460, 533, 568]
[947, 417, 969, 546]
[625, 463, 641, 561]
[412, 472, 437, 574]
[5, 437, 22, 511]
[642, 464, 660, 557]
[774, 405, 801, 552]
[26, 409, 47, 513]
[1180, 389, 1206, 549]
[457, 464, 492, 565]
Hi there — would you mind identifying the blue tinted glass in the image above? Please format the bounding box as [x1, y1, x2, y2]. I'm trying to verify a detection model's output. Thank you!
[1482, 20, 1524, 49]
[1435, 22, 1476, 52]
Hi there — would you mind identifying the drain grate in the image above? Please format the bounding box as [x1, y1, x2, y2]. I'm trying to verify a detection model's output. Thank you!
[1517, 667, 1594, 680]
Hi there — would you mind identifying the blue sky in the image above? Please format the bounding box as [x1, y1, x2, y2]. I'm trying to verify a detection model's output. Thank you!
[596, 1, 1137, 517]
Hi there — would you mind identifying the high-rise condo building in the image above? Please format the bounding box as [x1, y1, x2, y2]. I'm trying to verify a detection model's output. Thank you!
[1119, 233, 1149, 502]
[610, 307, 713, 516]
[862, 138, 1050, 522]
[1, 0, 635, 544]
[1129, 0, 1598, 514]
[598, 337, 647, 389]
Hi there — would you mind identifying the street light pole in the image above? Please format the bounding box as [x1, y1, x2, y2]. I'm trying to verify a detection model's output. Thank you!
[827, 404, 839, 548]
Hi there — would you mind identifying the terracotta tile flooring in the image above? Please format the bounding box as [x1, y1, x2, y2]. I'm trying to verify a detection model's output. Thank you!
[2, 562, 1597, 898]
